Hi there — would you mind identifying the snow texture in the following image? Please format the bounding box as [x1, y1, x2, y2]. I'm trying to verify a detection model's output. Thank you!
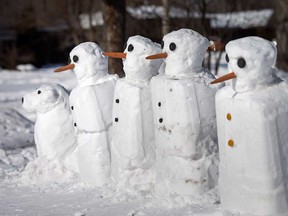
[22, 84, 78, 172]
[216, 36, 288, 215]
[111, 36, 162, 192]
[150, 28, 222, 206]
[226, 36, 277, 93]
[162, 28, 211, 76]
[67, 42, 118, 186]
[0, 59, 225, 216]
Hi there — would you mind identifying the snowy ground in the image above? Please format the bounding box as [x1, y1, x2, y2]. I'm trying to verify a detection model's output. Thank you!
[0, 65, 227, 216]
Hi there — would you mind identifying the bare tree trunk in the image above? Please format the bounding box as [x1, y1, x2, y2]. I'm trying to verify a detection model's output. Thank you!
[162, 0, 170, 36]
[276, 0, 288, 71]
[103, 0, 125, 77]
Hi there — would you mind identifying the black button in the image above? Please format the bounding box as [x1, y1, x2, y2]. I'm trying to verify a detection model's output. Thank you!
[37, 90, 41, 94]
[71, 106, 74, 110]
[159, 118, 163, 123]
[158, 102, 161, 107]
[74, 123, 77, 127]
[115, 118, 119, 122]
[115, 99, 119, 103]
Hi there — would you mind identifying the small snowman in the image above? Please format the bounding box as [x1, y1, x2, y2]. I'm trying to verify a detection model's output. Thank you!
[22, 84, 78, 171]
[146, 28, 221, 204]
[103, 35, 162, 191]
[54, 42, 118, 186]
[211, 36, 288, 215]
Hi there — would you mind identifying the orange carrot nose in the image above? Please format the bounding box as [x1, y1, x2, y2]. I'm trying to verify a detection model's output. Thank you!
[210, 72, 237, 84]
[54, 64, 75, 72]
[146, 52, 168, 60]
[103, 52, 127, 59]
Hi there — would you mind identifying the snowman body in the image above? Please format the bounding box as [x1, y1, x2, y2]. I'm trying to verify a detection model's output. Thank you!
[148, 29, 221, 203]
[214, 36, 288, 215]
[111, 79, 156, 188]
[54, 42, 119, 186]
[151, 72, 220, 201]
[216, 83, 288, 215]
[109, 36, 162, 190]
[70, 75, 117, 186]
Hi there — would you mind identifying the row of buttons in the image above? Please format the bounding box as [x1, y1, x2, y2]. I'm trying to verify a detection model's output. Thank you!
[226, 113, 234, 147]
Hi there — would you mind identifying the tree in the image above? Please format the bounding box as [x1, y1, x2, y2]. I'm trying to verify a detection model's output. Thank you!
[103, 0, 126, 77]
[276, 0, 288, 71]
[162, 0, 170, 36]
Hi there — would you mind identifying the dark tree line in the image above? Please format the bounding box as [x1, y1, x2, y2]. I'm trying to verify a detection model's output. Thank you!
[0, 0, 287, 73]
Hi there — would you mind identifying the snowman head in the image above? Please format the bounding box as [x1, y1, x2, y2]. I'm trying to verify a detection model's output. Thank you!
[103, 35, 162, 82]
[54, 42, 108, 83]
[211, 37, 277, 93]
[22, 84, 69, 114]
[146, 28, 210, 76]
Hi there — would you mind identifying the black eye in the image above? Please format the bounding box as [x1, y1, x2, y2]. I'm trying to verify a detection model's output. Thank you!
[68, 57, 71, 64]
[169, 42, 176, 51]
[161, 40, 164, 49]
[225, 54, 229, 63]
[73, 55, 79, 63]
[123, 43, 127, 51]
[128, 44, 134, 52]
[237, 58, 246, 68]
[37, 90, 41, 94]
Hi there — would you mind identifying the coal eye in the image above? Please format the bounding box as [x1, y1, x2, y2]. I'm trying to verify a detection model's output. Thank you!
[73, 55, 79, 63]
[128, 44, 134, 52]
[68, 57, 71, 64]
[161, 40, 164, 49]
[37, 90, 41, 94]
[169, 42, 176, 51]
[123, 42, 127, 51]
[237, 58, 246, 68]
[225, 54, 229, 63]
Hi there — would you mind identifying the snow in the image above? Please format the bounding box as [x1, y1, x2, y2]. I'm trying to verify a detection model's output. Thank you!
[16, 64, 36, 72]
[79, 12, 104, 29]
[55, 42, 118, 187]
[210, 9, 273, 29]
[79, 6, 273, 32]
[161, 28, 211, 76]
[126, 5, 273, 29]
[148, 29, 222, 207]
[110, 36, 162, 192]
[214, 36, 288, 215]
[0, 66, 224, 215]
[226, 36, 277, 92]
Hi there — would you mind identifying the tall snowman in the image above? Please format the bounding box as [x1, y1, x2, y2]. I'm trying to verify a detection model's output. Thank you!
[54, 42, 118, 186]
[103, 36, 162, 191]
[211, 37, 288, 215]
[146, 28, 221, 204]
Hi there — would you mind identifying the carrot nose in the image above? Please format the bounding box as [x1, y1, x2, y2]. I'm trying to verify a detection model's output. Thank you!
[54, 64, 75, 72]
[210, 72, 236, 84]
[103, 52, 127, 59]
[146, 53, 168, 60]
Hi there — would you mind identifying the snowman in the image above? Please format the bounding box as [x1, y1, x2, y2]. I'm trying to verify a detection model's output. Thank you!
[54, 42, 118, 186]
[211, 36, 288, 215]
[146, 28, 221, 204]
[103, 35, 162, 191]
